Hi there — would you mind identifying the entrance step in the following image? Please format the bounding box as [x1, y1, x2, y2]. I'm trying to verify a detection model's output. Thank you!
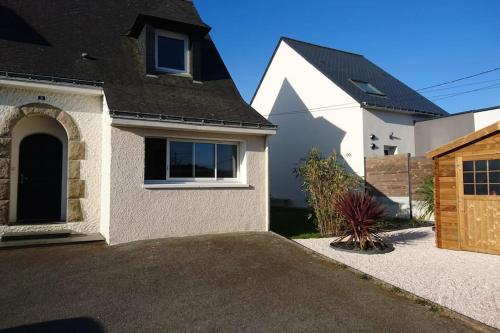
[0, 231, 105, 249]
[1, 229, 72, 241]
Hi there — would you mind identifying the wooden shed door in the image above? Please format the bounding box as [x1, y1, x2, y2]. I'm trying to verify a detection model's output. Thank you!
[457, 155, 500, 255]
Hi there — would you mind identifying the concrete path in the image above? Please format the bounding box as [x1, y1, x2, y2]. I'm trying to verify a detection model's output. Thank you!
[296, 227, 500, 330]
[0, 232, 478, 332]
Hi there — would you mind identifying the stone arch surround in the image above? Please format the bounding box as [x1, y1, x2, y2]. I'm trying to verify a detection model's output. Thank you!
[0, 103, 85, 224]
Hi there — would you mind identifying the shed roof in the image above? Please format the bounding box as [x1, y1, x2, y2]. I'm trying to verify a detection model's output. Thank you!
[426, 121, 500, 158]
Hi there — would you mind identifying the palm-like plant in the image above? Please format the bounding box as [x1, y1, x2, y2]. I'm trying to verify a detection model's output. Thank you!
[334, 191, 386, 250]
[416, 176, 434, 220]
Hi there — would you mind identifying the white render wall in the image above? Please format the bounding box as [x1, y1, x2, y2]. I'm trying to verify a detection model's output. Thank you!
[474, 107, 500, 130]
[107, 126, 269, 245]
[363, 109, 429, 157]
[0, 86, 103, 234]
[414, 107, 500, 156]
[251, 40, 430, 207]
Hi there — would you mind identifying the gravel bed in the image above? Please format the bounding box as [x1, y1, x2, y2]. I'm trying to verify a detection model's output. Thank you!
[296, 227, 500, 329]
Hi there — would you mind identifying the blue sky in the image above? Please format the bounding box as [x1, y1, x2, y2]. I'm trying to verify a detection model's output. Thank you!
[196, 1, 500, 114]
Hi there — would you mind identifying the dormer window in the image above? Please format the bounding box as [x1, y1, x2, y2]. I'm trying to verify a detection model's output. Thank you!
[155, 30, 189, 74]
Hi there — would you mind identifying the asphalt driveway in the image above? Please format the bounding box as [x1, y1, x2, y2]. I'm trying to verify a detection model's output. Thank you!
[0, 232, 477, 332]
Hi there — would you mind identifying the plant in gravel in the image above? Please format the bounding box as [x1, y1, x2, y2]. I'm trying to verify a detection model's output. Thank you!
[416, 176, 434, 220]
[294, 148, 361, 236]
[333, 191, 386, 251]
[360, 273, 372, 280]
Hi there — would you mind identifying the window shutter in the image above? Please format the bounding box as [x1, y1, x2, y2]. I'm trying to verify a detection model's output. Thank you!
[145, 25, 156, 74]
[191, 37, 202, 81]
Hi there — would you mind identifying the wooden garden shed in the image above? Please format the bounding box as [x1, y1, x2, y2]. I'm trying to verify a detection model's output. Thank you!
[427, 121, 500, 255]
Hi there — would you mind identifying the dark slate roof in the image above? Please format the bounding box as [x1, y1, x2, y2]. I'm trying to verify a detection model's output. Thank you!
[0, 0, 273, 127]
[261, 37, 447, 116]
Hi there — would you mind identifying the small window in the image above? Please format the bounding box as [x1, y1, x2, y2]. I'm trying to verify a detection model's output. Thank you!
[463, 159, 500, 196]
[155, 31, 189, 73]
[383, 145, 398, 156]
[145, 138, 239, 183]
[350, 79, 385, 96]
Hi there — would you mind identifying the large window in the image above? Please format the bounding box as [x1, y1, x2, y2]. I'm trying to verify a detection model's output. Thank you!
[145, 138, 239, 182]
[463, 159, 500, 196]
[155, 30, 189, 74]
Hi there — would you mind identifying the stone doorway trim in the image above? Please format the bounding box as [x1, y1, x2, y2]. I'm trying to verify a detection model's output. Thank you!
[0, 103, 85, 224]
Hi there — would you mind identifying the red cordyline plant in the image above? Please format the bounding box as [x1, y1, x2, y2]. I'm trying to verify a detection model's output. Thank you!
[334, 191, 386, 250]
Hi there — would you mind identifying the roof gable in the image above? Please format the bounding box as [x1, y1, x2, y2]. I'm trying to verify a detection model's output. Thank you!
[427, 121, 500, 158]
[280, 37, 447, 117]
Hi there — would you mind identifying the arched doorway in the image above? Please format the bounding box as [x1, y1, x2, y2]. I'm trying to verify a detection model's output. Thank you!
[17, 134, 63, 222]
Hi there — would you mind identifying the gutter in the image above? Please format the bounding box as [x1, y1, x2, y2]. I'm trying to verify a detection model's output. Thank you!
[110, 110, 277, 135]
[361, 102, 446, 118]
[0, 71, 104, 96]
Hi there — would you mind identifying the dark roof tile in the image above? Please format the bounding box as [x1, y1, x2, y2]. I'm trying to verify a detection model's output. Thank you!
[281, 37, 447, 116]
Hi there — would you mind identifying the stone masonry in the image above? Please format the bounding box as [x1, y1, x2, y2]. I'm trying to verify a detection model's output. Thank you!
[0, 103, 85, 224]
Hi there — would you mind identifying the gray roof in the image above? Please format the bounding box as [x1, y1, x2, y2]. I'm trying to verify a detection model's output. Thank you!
[256, 37, 447, 117]
[0, 0, 273, 128]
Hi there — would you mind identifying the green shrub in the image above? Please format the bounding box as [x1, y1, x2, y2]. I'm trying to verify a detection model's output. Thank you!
[294, 148, 361, 236]
[416, 176, 434, 220]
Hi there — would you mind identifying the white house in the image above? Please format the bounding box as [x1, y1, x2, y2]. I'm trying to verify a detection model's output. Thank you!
[0, 0, 275, 245]
[251, 37, 447, 207]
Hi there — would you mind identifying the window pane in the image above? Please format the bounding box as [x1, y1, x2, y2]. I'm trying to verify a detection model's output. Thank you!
[489, 172, 500, 183]
[475, 160, 487, 171]
[475, 172, 488, 183]
[170, 142, 193, 177]
[463, 161, 474, 172]
[488, 159, 500, 171]
[194, 143, 215, 178]
[475, 184, 488, 195]
[463, 172, 474, 183]
[464, 184, 474, 195]
[157, 36, 185, 71]
[145, 138, 166, 180]
[217, 144, 237, 178]
[489, 184, 500, 195]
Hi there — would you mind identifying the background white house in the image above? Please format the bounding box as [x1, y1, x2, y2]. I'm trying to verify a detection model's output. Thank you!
[251, 37, 447, 207]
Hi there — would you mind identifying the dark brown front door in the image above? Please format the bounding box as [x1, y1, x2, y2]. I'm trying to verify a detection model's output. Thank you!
[17, 134, 63, 222]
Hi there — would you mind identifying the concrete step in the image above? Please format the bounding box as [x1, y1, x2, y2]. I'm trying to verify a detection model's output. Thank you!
[0, 232, 105, 249]
[1, 229, 72, 241]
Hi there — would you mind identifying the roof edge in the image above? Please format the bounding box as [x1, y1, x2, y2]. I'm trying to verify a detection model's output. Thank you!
[426, 121, 500, 158]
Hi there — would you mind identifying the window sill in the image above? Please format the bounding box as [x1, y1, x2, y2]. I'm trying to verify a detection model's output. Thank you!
[143, 182, 250, 189]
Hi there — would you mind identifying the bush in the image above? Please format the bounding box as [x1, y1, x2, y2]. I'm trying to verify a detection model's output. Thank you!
[335, 191, 386, 250]
[416, 176, 434, 220]
[294, 148, 361, 236]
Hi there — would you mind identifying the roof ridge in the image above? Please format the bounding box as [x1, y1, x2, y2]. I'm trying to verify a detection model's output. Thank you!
[280, 36, 364, 57]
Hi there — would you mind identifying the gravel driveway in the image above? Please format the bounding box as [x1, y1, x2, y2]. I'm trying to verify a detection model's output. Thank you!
[296, 227, 500, 330]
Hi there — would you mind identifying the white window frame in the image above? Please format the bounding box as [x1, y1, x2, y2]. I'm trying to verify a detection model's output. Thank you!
[144, 137, 245, 187]
[155, 30, 190, 75]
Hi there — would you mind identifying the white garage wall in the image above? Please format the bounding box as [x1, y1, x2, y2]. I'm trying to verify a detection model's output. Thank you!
[474, 107, 500, 130]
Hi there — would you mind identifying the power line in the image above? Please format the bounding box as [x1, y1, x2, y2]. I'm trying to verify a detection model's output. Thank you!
[258, 66, 500, 117]
[417, 67, 500, 91]
[263, 81, 500, 117]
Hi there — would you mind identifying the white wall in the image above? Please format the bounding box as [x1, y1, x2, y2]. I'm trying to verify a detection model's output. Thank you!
[0, 86, 103, 234]
[251, 41, 364, 207]
[414, 107, 500, 156]
[107, 126, 269, 245]
[474, 107, 500, 130]
[363, 109, 428, 157]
